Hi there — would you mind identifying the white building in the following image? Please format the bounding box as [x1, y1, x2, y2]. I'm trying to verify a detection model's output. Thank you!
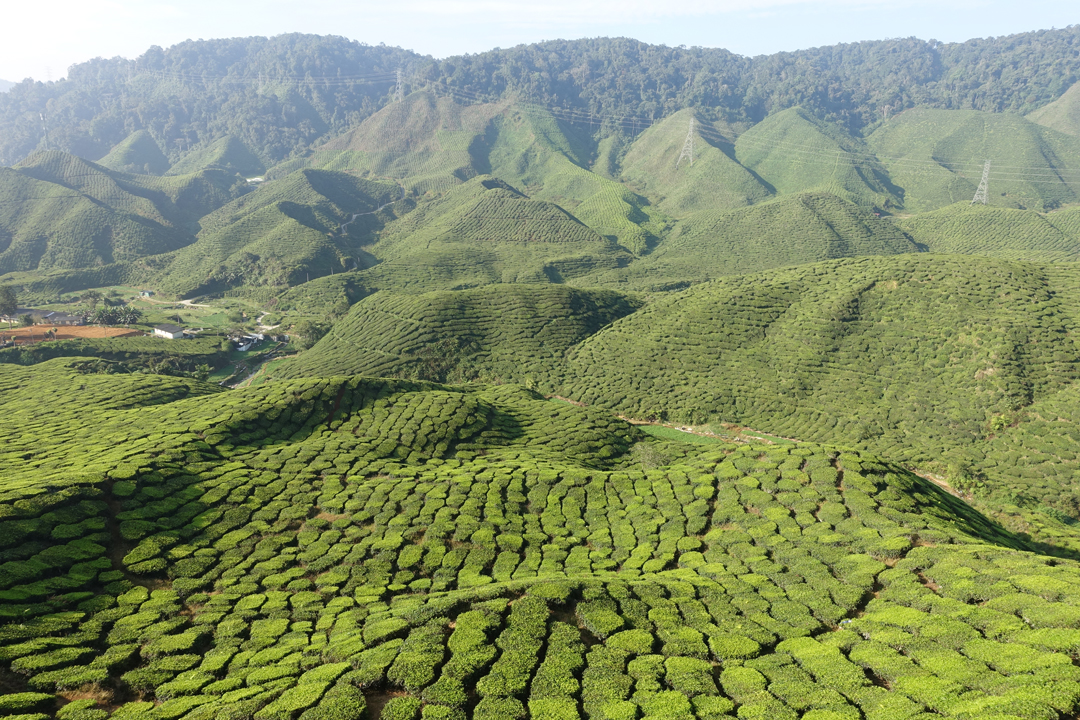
[153, 324, 185, 339]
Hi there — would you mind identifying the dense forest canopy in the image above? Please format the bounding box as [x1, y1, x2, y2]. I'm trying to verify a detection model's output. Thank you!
[1, 26, 1079, 168]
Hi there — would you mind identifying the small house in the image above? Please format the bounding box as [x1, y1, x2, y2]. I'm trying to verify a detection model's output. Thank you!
[41, 311, 84, 326]
[153, 324, 185, 340]
[140, 291, 154, 298]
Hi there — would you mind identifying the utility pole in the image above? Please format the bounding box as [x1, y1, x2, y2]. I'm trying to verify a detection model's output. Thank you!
[394, 68, 404, 103]
[676, 116, 694, 168]
[971, 160, 990, 205]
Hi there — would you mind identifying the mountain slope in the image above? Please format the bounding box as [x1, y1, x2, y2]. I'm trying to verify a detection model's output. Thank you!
[1028, 80, 1080, 137]
[898, 203, 1080, 261]
[272, 284, 643, 381]
[355, 175, 634, 291]
[154, 168, 401, 296]
[618, 108, 773, 215]
[0, 164, 192, 273]
[4, 358, 1080, 719]
[577, 192, 919, 290]
[554, 255, 1080, 518]
[97, 130, 171, 175]
[166, 135, 265, 177]
[734, 107, 900, 208]
[868, 108, 1080, 212]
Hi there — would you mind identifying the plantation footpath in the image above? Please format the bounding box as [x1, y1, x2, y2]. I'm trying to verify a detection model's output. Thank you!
[4, 359, 1080, 719]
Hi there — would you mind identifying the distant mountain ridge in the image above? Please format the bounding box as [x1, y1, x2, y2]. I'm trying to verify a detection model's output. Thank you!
[2, 27, 1080, 167]
[0, 79, 12, 93]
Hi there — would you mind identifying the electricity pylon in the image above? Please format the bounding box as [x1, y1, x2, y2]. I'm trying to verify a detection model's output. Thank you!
[676, 116, 694, 168]
[971, 160, 990, 205]
[394, 68, 404, 103]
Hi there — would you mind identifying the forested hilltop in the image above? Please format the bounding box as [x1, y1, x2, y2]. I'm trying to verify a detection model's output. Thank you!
[1, 27, 1079, 167]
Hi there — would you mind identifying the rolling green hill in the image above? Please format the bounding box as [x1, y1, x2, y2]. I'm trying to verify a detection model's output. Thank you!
[1028, 80, 1080, 137]
[272, 284, 642, 382]
[351, 175, 634, 292]
[4, 358, 1080, 719]
[577, 192, 919, 290]
[166, 135, 266, 178]
[548, 255, 1080, 525]
[153, 169, 401, 297]
[867, 108, 1080, 212]
[734, 107, 900, 209]
[897, 203, 1080, 261]
[618, 109, 773, 216]
[296, 91, 506, 195]
[97, 130, 171, 175]
[0, 166, 191, 274]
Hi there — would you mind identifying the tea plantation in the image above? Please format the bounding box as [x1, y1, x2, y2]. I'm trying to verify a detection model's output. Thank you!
[271, 284, 642, 382]
[5, 357, 1080, 720]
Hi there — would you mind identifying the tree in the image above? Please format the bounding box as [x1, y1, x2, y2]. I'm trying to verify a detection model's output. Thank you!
[81, 290, 102, 312]
[0, 285, 16, 329]
[19, 314, 33, 327]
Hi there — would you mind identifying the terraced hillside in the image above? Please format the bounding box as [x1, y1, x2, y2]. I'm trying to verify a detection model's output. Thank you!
[154, 169, 402, 297]
[97, 131, 171, 176]
[897, 203, 1080, 261]
[351, 176, 634, 292]
[272, 284, 643, 382]
[733, 108, 900, 210]
[579, 193, 919, 290]
[166, 136, 266, 178]
[1028, 80, 1080, 137]
[867, 108, 1080, 213]
[618, 110, 772, 216]
[6, 358, 1080, 720]
[0, 153, 204, 274]
[546, 256, 1080, 525]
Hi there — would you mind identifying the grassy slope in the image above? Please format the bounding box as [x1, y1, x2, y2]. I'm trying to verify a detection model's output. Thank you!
[867, 108, 1080, 212]
[734, 107, 900, 209]
[556, 254, 1080, 518]
[154, 169, 400, 297]
[0, 154, 199, 273]
[362, 175, 633, 290]
[1028, 80, 1080, 137]
[575, 192, 920, 291]
[271, 284, 643, 382]
[619, 108, 773, 216]
[166, 135, 266, 177]
[3, 359, 1080, 719]
[96, 130, 171, 176]
[898, 203, 1080, 261]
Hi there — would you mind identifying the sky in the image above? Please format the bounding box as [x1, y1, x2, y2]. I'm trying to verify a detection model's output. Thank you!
[0, 0, 1076, 83]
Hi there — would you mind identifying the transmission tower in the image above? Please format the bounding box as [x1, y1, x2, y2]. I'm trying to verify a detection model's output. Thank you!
[971, 160, 990, 205]
[676, 116, 694, 168]
[394, 68, 404, 103]
[39, 112, 50, 151]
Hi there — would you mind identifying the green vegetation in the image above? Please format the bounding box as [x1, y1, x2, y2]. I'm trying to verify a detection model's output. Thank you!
[2, 358, 1080, 718]
[734, 107, 900, 209]
[551, 255, 1080, 539]
[97, 131, 171, 176]
[580, 192, 919, 290]
[898, 203, 1080, 261]
[153, 169, 400, 297]
[1028, 80, 1080, 137]
[272, 284, 642, 382]
[867, 108, 1080, 212]
[619, 109, 772, 216]
[166, 136, 265, 178]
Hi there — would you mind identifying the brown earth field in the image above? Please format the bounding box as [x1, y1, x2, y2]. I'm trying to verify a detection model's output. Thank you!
[0, 325, 142, 342]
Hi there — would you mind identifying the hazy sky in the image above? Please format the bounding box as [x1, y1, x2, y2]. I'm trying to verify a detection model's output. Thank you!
[0, 0, 1076, 83]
